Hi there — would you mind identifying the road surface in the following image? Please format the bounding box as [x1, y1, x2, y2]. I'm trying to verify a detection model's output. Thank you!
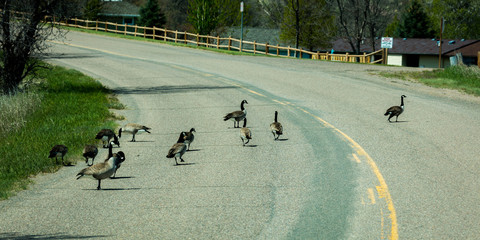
[1, 31, 479, 239]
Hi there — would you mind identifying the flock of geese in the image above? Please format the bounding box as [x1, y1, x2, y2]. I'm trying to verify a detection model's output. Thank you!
[48, 95, 406, 190]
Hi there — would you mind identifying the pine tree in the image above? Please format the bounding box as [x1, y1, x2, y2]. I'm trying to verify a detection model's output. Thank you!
[394, 0, 434, 38]
[139, 0, 166, 28]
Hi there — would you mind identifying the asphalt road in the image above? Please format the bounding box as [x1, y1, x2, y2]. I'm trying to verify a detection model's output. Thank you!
[1, 31, 479, 239]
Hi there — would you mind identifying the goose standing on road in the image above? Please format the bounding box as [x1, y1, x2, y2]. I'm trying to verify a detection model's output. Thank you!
[270, 111, 283, 140]
[82, 144, 98, 166]
[76, 151, 125, 190]
[240, 118, 252, 146]
[49, 144, 68, 165]
[118, 123, 151, 142]
[184, 128, 196, 151]
[104, 144, 125, 178]
[384, 95, 407, 122]
[95, 129, 120, 148]
[166, 132, 187, 165]
[224, 100, 248, 128]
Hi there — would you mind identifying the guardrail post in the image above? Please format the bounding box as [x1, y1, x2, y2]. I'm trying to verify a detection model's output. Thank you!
[184, 32, 187, 44]
[96, 21, 98, 31]
[124, 23, 127, 36]
[265, 42, 269, 55]
[134, 25, 137, 37]
[217, 36, 220, 49]
[196, 34, 199, 46]
[228, 36, 231, 51]
[287, 46, 291, 57]
[206, 35, 210, 48]
[175, 30, 178, 43]
[253, 41, 256, 54]
[164, 27, 167, 42]
[276, 44, 279, 56]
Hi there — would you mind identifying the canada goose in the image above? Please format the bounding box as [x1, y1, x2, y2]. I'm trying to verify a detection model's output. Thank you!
[166, 132, 187, 165]
[104, 144, 126, 179]
[224, 100, 248, 128]
[82, 144, 98, 166]
[270, 111, 283, 140]
[384, 95, 407, 122]
[95, 129, 120, 148]
[184, 128, 196, 151]
[240, 118, 252, 146]
[118, 123, 151, 142]
[48, 144, 68, 165]
[76, 151, 125, 190]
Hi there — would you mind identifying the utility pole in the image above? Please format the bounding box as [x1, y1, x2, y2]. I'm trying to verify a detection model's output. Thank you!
[438, 17, 444, 68]
[240, 1, 244, 52]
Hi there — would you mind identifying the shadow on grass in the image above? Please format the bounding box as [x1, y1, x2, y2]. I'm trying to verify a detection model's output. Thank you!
[0, 232, 109, 239]
[113, 85, 238, 95]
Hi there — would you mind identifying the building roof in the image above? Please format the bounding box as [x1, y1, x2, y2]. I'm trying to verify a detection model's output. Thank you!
[99, 0, 140, 17]
[329, 38, 480, 57]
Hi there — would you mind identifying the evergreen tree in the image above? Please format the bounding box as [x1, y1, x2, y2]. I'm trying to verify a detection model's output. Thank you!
[83, 0, 103, 21]
[394, 0, 434, 38]
[139, 0, 166, 28]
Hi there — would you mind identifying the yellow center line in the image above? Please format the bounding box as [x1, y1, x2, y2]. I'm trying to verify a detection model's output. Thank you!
[367, 188, 376, 204]
[352, 153, 361, 163]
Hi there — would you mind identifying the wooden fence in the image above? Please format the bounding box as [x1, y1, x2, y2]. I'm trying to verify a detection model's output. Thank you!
[50, 17, 385, 64]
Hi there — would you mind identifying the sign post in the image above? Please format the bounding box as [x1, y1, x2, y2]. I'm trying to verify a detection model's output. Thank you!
[240, 1, 244, 52]
[381, 37, 393, 65]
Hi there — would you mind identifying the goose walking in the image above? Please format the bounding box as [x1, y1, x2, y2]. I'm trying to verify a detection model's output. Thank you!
[119, 123, 151, 142]
[240, 118, 252, 146]
[270, 111, 283, 140]
[76, 151, 125, 190]
[48, 144, 68, 165]
[82, 144, 98, 166]
[184, 128, 196, 151]
[166, 132, 187, 165]
[224, 100, 248, 128]
[384, 95, 407, 122]
[95, 129, 120, 148]
[104, 144, 125, 178]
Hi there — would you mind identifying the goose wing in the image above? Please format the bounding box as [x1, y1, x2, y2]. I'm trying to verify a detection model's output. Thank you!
[384, 106, 402, 115]
[224, 110, 245, 120]
[241, 128, 252, 139]
[166, 143, 186, 158]
[270, 122, 283, 134]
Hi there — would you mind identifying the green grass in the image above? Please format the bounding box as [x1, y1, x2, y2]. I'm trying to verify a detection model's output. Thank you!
[0, 64, 122, 199]
[379, 65, 480, 96]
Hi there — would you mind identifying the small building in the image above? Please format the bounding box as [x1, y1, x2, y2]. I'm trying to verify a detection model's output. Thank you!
[98, 0, 140, 25]
[329, 38, 480, 68]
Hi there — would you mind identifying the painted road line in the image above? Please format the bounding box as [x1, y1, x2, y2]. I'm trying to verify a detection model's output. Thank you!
[367, 188, 376, 204]
[352, 153, 362, 163]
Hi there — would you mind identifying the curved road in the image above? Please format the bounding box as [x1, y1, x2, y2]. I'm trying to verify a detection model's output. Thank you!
[1, 31, 479, 239]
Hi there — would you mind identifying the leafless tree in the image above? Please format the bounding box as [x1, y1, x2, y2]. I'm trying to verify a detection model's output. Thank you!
[0, 0, 78, 94]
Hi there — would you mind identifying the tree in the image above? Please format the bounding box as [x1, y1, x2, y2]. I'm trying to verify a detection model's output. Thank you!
[162, 0, 189, 31]
[83, 0, 103, 21]
[0, 0, 77, 94]
[187, 0, 242, 35]
[429, 0, 480, 39]
[280, 0, 336, 52]
[139, 0, 167, 28]
[258, 0, 288, 28]
[394, 0, 434, 38]
[332, 0, 370, 54]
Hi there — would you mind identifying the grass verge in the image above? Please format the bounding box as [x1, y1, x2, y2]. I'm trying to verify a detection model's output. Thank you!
[379, 65, 480, 96]
[0, 64, 123, 200]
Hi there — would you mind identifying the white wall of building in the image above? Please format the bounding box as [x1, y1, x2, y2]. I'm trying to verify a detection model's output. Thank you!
[387, 54, 403, 66]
